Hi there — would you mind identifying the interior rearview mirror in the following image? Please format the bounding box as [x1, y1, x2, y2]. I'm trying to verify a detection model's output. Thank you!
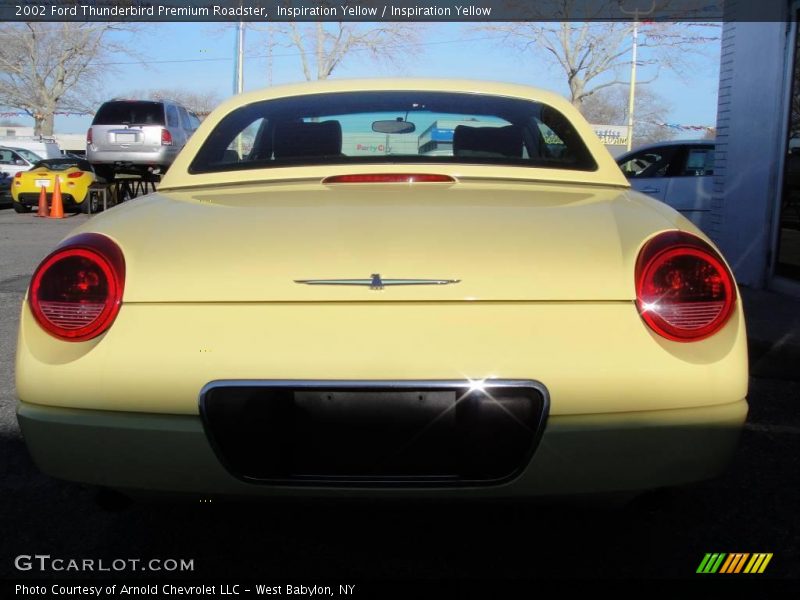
[372, 120, 416, 134]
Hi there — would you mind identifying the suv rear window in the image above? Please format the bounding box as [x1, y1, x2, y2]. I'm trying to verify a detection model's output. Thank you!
[92, 101, 165, 126]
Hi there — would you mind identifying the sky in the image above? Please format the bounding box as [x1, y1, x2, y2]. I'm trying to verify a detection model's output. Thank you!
[46, 21, 720, 138]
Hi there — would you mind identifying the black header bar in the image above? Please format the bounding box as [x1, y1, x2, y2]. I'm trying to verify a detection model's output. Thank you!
[0, 0, 793, 23]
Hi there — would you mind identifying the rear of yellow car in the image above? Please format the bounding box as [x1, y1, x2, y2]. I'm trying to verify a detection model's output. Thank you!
[12, 161, 94, 213]
[14, 80, 748, 499]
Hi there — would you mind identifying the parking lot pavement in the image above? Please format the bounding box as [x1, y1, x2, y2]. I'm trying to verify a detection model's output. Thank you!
[742, 286, 800, 380]
[0, 207, 798, 583]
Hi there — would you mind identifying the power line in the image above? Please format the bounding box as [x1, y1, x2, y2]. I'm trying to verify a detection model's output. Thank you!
[91, 35, 508, 66]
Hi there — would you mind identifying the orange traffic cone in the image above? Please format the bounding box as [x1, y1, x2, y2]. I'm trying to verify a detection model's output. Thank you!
[49, 176, 64, 219]
[35, 185, 49, 217]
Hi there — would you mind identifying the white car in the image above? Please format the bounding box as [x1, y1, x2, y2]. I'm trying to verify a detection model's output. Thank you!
[616, 140, 715, 232]
[0, 146, 42, 178]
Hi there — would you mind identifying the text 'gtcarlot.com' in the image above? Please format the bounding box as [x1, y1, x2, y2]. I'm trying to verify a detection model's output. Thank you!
[13, 554, 194, 572]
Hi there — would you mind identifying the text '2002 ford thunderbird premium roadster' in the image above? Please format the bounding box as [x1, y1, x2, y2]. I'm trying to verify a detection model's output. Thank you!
[16, 80, 747, 500]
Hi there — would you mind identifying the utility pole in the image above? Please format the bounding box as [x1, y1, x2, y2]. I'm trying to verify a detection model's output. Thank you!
[234, 20, 245, 158]
[234, 20, 244, 95]
[626, 19, 638, 152]
[619, 1, 655, 151]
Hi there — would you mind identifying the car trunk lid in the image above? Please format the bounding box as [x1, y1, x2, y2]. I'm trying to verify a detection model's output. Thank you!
[79, 179, 680, 302]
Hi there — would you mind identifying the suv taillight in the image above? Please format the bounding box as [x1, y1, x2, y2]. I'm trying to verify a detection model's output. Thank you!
[635, 231, 736, 342]
[28, 233, 125, 342]
[86, 128, 92, 144]
[161, 128, 173, 145]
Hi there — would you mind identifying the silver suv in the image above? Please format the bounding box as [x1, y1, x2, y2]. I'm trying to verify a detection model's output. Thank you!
[87, 99, 201, 180]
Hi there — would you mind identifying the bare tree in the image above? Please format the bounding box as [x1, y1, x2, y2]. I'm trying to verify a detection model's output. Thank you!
[123, 89, 222, 117]
[279, 22, 422, 81]
[0, 22, 139, 135]
[481, 19, 717, 108]
[241, 22, 285, 86]
[580, 85, 677, 145]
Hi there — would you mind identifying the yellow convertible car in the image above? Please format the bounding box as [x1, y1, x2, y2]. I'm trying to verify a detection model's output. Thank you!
[11, 157, 96, 214]
[15, 80, 748, 500]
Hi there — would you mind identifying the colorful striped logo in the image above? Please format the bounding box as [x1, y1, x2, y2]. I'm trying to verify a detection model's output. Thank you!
[697, 553, 773, 574]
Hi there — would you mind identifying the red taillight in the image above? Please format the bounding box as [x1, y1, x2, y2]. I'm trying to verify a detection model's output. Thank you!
[15, 171, 22, 178]
[161, 128, 173, 145]
[86, 128, 92, 144]
[67, 171, 83, 179]
[635, 231, 736, 342]
[322, 174, 455, 184]
[28, 233, 125, 342]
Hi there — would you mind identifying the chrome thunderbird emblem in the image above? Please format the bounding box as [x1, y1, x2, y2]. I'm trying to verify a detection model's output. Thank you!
[294, 274, 461, 291]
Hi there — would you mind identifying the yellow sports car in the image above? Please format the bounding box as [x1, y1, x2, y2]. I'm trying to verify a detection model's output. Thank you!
[16, 80, 748, 500]
[11, 157, 96, 214]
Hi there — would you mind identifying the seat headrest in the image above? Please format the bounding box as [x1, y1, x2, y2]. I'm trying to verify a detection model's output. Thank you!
[453, 125, 523, 159]
[221, 149, 240, 163]
[273, 120, 342, 159]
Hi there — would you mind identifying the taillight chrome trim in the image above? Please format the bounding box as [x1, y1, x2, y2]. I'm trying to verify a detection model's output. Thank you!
[28, 233, 126, 342]
[635, 231, 737, 342]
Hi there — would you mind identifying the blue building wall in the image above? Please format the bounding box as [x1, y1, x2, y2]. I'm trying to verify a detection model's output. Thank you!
[713, 17, 793, 288]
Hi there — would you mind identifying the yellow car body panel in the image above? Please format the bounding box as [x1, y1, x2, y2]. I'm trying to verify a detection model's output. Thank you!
[15, 79, 748, 496]
[18, 298, 747, 416]
[17, 400, 746, 496]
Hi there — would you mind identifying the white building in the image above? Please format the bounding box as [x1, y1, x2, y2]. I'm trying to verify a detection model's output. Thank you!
[712, 10, 800, 293]
[0, 125, 85, 154]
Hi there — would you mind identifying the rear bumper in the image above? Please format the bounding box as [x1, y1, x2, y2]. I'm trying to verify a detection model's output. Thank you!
[87, 148, 177, 167]
[17, 399, 748, 497]
[15, 192, 82, 207]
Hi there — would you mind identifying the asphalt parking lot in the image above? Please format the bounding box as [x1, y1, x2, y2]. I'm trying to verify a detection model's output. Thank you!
[0, 207, 798, 588]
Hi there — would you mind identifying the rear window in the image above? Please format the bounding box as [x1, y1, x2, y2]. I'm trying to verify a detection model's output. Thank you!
[92, 101, 165, 126]
[189, 91, 597, 174]
[683, 147, 714, 176]
[12, 148, 41, 162]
